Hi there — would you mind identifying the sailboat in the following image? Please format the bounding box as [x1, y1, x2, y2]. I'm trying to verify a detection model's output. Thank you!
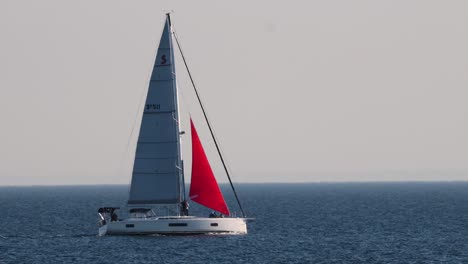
[97, 13, 248, 235]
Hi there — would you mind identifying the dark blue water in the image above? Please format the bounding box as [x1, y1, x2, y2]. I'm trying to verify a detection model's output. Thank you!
[1, 183, 468, 263]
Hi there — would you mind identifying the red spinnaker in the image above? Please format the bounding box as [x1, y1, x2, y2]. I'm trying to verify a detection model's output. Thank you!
[189, 119, 230, 216]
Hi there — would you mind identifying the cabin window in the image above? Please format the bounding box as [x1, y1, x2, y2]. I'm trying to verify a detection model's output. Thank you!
[168, 223, 187, 227]
[126, 224, 135, 228]
[210, 223, 218, 227]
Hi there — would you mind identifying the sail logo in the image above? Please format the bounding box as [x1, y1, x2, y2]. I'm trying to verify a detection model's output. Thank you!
[161, 54, 167, 65]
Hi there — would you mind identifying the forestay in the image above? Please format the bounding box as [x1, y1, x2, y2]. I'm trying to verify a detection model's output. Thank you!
[128, 16, 183, 205]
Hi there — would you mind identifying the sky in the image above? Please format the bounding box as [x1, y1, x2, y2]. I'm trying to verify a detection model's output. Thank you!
[1, 0, 467, 185]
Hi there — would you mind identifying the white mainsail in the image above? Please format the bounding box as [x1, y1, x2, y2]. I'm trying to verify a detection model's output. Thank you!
[128, 16, 183, 205]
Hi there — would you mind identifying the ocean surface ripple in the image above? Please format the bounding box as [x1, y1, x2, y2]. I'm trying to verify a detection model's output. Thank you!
[1, 183, 467, 263]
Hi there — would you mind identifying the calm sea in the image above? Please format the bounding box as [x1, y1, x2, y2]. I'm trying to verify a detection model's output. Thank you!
[1, 183, 467, 263]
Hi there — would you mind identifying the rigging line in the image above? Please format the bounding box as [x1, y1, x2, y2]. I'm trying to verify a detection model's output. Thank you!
[172, 28, 246, 218]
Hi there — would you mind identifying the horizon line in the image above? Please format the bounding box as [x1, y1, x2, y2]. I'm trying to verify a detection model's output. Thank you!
[1, 180, 468, 187]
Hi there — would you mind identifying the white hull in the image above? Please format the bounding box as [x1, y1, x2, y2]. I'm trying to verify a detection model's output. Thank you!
[99, 216, 247, 236]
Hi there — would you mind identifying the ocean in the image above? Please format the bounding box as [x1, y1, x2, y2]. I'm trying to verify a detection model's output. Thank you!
[1, 183, 467, 263]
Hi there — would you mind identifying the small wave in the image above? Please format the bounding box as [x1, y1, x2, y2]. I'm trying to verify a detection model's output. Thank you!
[70, 234, 98, 238]
[0, 234, 97, 239]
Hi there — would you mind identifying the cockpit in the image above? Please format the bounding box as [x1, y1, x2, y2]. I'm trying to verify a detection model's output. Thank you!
[98, 207, 120, 226]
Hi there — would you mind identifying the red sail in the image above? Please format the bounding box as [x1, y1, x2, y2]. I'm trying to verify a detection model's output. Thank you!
[189, 119, 230, 216]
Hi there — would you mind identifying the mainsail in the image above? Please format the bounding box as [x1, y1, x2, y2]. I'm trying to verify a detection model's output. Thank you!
[189, 119, 230, 215]
[128, 15, 183, 205]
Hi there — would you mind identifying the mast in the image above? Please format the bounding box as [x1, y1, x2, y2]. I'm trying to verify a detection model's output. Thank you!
[166, 12, 186, 213]
[172, 25, 246, 217]
[167, 13, 187, 215]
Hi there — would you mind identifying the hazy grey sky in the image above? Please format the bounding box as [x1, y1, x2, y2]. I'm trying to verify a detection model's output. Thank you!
[1, 0, 467, 185]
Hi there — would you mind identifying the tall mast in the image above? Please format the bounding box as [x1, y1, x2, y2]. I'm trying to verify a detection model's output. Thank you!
[172, 23, 246, 218]
[167, 13, 187, 214]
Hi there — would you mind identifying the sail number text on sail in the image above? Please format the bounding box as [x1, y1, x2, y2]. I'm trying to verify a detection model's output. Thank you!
[145, 104, 161, 110]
